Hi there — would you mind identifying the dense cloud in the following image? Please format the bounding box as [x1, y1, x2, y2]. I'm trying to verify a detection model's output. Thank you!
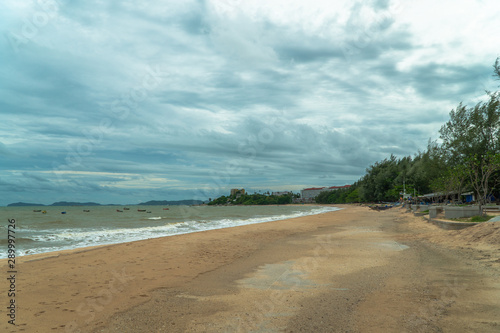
[0, 0, 499, 205]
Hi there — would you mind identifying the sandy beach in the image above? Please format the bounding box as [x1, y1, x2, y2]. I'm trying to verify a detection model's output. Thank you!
[2, 205, 500, 332]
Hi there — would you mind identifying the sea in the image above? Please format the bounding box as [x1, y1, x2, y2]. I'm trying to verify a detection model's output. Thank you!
[0, 205, 340, 259]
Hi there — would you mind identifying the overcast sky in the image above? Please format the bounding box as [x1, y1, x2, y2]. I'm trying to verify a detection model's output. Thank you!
[1, 0, 499, 205]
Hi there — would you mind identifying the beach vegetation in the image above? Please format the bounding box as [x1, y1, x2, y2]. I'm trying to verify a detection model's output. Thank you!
[352, 144, 447, 203]
[437, 88, 500, 208]
[315, 185, 361, 204]
[451, 215, 493, 223]
[469, 215, 493, 222]
[207, 192, 297, 206]
[209, 195, 230, 205]
[319, 58, 500, 206]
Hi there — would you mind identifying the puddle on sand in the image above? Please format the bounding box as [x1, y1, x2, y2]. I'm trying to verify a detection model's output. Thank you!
[337, 226, 383, 235]
[237, 260, 318, 290]
[369, 241, 409, 251]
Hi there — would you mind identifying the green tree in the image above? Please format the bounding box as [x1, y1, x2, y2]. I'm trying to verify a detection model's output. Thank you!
[208, 195, 229, 205]
[359, 155, 400, 202]
[431, 164, 468, 203]
[345, 188, 360, 203]
[439, 92, 500, 165]
[209, 192, 294, 206]
[465, 153, 500, 209]
[439, 86, 500, 205]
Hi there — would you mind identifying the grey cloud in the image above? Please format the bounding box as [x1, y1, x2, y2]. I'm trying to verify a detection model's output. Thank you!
[276, 41, 345, 63]
[0, 142, 14, 156]
[21, 172, 50, 183]
[409, 63, 492, 101]
[0, 0, 498, 205]
[372, 0, 392, 10]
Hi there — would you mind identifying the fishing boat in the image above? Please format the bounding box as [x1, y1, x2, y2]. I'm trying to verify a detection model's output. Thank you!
[146, 211, 152, 213]
[33, 209, 42, 212]
[123, 207, 130, 210]
[83, 209, 90, 212]
[116, 209, 123, 212]
[137, 209, 146, 212]
[61, 211, 67, 214]
[163, 208, 169, 210]
[42, 210, 47, 214]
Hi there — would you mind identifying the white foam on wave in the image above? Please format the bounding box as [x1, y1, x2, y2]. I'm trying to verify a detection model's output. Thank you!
[3, 206, 341, 258]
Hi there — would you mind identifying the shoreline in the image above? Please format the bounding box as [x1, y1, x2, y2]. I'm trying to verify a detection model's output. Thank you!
[3, 205, 498, 332]
[1, 205, 350, 332]
[1, 204, 341, 262]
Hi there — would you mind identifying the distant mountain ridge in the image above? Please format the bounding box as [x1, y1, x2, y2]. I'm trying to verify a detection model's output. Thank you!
[51, 201, 102, 206]
[7, 201, 102, 207]
[7, 199, 204, 207]
[7, 202, 45, 207]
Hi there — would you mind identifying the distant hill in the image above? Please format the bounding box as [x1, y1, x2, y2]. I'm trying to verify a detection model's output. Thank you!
[50, 201, 102, 206]
[7, 202, 45, 207]
[137, 200, 204, 206]
[7, 201, 102, 207]
[7, 200, 204, 207]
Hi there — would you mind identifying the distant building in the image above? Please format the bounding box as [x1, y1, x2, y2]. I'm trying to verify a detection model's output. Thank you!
[230, 189, 245, 197]
[300, 185, 351, 203]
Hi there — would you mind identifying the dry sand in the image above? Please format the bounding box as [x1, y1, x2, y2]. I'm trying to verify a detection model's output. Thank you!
[2, 205, 500, 332]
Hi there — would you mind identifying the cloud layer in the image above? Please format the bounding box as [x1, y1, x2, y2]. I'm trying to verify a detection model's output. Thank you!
[1, 0, 499, 205]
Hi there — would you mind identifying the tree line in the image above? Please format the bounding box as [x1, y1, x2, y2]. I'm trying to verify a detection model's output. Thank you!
[317, 58, 500, 205]
[208, 192, 299, 205]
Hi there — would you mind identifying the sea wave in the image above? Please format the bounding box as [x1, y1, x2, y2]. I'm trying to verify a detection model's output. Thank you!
[0, 206, 341, 259]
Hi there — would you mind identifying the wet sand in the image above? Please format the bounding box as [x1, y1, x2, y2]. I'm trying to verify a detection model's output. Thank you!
[2, 205, 500, 332]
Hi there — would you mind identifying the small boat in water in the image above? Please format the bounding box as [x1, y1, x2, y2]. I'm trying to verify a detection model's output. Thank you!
[83, 209, 90, 212]
[163, 208, 169, 210]
[137, 209, 146, 212]
[116, 209, 123, 212]
[33, 210, 42, 212]
[146, 211, 152, 213]
[61, 211, 67, 214]
[123, 207, 130, 210]
[42, 210, 47, 214]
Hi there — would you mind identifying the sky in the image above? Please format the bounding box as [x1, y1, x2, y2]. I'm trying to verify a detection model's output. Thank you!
[0, 0, 499, 205]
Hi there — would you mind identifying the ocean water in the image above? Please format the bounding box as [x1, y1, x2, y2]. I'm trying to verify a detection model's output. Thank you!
[0, 205, 340, 259]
